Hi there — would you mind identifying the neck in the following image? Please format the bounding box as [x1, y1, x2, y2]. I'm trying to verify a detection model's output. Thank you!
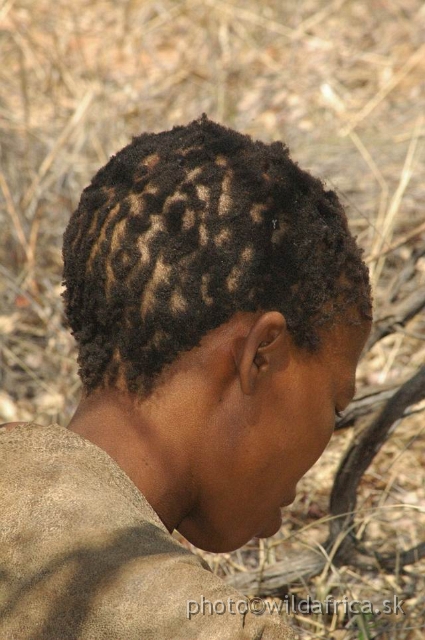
[67, 388, 195, 533]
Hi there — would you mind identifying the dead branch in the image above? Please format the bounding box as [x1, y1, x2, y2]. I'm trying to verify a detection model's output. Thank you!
[366, 286, 425, 351]
[376, 542, 425, 571]
[225, 548, 326, 597]
[328, 365, 425, 550]
[335, 381, 401, 430]
[388, 246, 425, 303]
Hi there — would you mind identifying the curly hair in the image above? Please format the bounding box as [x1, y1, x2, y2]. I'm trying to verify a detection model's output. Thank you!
[62, 115, 372, 397]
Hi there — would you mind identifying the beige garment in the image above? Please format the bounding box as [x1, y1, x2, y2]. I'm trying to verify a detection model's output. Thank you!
[0, 422, 295, 640]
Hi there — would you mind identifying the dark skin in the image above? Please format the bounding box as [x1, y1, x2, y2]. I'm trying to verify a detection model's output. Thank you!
[63, 310, 371, 553]
[2, 312, 370, 552]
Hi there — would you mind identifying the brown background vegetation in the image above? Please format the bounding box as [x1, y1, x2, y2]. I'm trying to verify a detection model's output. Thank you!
[1, 1, 424, 638]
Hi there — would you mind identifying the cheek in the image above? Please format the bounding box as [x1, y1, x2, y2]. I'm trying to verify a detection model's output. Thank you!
[300, 397, 334, 447]
[279, 397, 335, 481]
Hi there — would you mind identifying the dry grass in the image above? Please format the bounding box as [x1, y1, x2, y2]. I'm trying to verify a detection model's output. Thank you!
[1, 0, 424, 638]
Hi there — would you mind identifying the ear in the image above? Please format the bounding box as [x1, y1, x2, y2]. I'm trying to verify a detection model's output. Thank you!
[235, 312, 288, 396]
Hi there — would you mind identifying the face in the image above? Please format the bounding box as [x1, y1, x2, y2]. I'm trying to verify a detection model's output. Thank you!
[177, 318, 371, 552]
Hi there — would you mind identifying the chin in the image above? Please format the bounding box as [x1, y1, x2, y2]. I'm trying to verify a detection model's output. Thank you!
[186, 535, 253, 554]
[177, 521, 254, 553]
[256, 517, 282, 539]
[280, 488, 297, 508]
[178, 501, 291, 553]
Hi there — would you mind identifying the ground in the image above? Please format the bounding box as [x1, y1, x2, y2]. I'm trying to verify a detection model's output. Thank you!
[0, 1, 424, 638]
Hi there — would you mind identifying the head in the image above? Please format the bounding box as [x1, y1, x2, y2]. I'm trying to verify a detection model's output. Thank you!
[63, 116, 372, 551]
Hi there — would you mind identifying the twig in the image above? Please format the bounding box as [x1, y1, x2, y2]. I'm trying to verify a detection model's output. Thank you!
[204, 0, 338, 45]
[366, 220, 425, 264]
[366, 287, 425, 350]
[0, 171, 30, 260]
[329, 365, 425, 541]
[0, 0, 16, 22]
[340, 43, 425, 136]
[21, 89, 94, 212]
[370, 115, 423, 286]
[335, 382, 402, 430]
[377, 542, 425, 571]
[225, 548, 327, 596]
[387, 246, 425, 302]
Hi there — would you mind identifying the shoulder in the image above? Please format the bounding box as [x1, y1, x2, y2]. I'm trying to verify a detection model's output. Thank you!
[80, 545, 295, 640]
